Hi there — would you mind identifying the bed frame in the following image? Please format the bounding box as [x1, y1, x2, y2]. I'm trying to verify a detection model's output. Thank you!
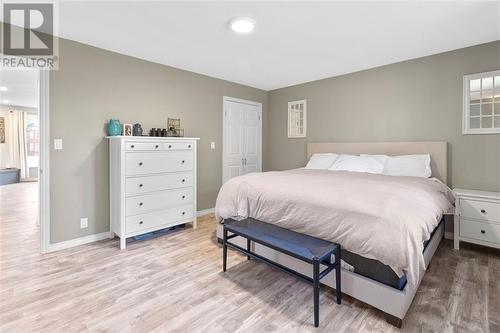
[216, 141, 448, 327]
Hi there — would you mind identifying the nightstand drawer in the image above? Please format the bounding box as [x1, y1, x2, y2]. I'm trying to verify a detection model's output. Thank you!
[460, 219, 500, 245]
[460, 199, 500, 222]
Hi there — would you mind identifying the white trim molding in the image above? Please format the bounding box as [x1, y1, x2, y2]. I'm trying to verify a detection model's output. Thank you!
[47, 232, 114, 253]
[197, 208, 215, 217]
[46, 208, 215, 253]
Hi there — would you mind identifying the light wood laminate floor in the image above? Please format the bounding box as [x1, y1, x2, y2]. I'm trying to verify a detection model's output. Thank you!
[1, 182, 499, 332]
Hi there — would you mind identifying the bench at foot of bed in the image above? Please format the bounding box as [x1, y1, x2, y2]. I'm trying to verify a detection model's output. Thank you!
[222, 218, 341, 328]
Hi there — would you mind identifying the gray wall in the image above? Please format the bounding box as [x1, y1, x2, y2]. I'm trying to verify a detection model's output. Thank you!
[46, 38, 500, 243]
[267, 41, 500, 193]
[50, 38, 267, 243]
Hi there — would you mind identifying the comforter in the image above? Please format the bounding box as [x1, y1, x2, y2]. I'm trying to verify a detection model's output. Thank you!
[215, 169, 454, 287]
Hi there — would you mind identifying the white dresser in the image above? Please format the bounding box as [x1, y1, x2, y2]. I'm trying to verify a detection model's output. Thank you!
[454, 189, 500, 250]
[107, 136, 199, 249]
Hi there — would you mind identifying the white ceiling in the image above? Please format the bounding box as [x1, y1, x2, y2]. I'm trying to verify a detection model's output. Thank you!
[58, 1, 500, 90]
[0, 70, 39, 108]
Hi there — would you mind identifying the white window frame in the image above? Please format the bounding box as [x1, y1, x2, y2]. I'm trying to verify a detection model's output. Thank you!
[288, 99, 307, 138]
[462, 70, 500, 135]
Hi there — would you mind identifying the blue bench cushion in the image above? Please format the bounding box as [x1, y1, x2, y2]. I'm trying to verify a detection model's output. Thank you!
[224, 218, 339, 263]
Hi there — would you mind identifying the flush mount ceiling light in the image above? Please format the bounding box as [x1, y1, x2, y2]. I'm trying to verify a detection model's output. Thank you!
[0, 86, 7, 91]
[2, 100, 9, 104]
[229, 17, 255, 34]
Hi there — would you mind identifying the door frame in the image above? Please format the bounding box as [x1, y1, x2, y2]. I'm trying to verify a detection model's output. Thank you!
[222, 96, 262, 184]
[39, 70, 50, 253]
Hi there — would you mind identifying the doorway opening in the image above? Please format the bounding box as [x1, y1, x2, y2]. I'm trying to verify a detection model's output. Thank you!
[0, 69, 48, 253]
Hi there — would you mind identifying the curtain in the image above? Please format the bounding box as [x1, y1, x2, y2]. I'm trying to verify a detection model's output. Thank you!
[8, 110, 28, 179]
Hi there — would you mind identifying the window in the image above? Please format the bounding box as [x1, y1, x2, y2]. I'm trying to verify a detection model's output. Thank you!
[288, 100, 306, 138]
[25, 113, 39, 156]
[463, 70, 500, 134]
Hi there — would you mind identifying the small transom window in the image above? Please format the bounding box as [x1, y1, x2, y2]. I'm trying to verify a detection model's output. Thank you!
[463, 70, 500, 134]
[288, 100, 307, 138]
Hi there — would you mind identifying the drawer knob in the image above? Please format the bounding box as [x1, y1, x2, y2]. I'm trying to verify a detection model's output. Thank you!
[182, 212, 186, 215]
[182, 160, 185, 164]
[168, 145, 172, 148]
[155, 145, 159, 149]
[131, 145, 135, 148]
[139, 221, 143, 225]
[139, 162, 143, 166]
[182, 195, 186, 199]
[139, 184, 143, 187]
[182, 179, 186, 183]
[480, 209, 486, 214]
[481, 230, 486, 234]
[188, 145, 191, 148]
[139, 202, 143, 206]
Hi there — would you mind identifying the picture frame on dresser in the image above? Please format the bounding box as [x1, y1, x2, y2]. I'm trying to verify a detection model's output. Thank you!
[107, 136, 200, 249]
[454, 189, 500, 250]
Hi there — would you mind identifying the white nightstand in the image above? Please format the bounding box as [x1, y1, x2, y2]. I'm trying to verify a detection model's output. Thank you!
[454, 189, 500, 250]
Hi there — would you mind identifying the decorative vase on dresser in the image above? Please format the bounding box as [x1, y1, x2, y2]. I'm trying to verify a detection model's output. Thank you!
[107, 119, 122, 136]
[453, 189, 500, 250]
[107, 136, 200, 249]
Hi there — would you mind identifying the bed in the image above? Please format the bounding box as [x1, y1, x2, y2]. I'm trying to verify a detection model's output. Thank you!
[215, 141, 453, 327]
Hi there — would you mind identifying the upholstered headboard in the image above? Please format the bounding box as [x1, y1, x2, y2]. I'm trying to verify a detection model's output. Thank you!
[307, 141, 447, 183]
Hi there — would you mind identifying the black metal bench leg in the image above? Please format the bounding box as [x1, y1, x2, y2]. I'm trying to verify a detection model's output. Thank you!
[223, 228, 228, 272]
[313, 259, 320, 328]
[336, 247, 341, 304]
[247, 238, 251, 260]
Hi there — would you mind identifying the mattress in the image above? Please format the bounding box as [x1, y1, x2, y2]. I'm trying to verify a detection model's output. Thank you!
[218, 219, 443, 291]
[341, 219, 443, 290]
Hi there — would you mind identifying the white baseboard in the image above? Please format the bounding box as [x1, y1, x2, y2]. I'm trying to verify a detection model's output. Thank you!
[197, 207, 215, 217]
[47, 231, 114, 253]
[445, 231, 454, 240]
[46, 209, 215, 253]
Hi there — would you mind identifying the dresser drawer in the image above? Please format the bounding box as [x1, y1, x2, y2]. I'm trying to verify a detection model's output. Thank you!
[125, 173, 193, 195]
[126, 205, 194, 234]
[125, 188, 193, 216]
[460, 199, 500, 222]
[125, 152, 193, 175]
[125, 141, 162, 151]
[460, 219, 500, 245]
[125, 141, 194, 151]
[163, 142, 194, 150]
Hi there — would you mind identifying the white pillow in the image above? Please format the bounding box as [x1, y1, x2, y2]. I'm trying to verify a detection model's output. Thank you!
[361, 154, 432, 178]
[305, 153, 339, 170]
[328, 154, 385, 174]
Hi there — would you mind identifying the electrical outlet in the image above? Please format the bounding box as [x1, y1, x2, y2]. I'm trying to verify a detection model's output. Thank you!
[54, 139, 63, 150]
[210, 141, 215, 149]
[80, 218, 88, 229]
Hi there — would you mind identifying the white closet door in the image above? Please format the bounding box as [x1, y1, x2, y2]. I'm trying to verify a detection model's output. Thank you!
[242, 103, 261, 174]
[223, 100, 245, 181]
[223, 97, 262, 183]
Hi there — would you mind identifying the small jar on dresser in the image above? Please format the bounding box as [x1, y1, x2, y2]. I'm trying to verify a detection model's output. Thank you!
[453, 189, 500, 250]
[107, 136, 200, 249]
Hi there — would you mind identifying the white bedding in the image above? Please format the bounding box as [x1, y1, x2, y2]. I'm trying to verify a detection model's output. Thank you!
[215, 169, 455, 287]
